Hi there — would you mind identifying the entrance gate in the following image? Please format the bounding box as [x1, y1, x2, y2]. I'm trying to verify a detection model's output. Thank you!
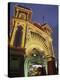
[24, 48, 48, 76]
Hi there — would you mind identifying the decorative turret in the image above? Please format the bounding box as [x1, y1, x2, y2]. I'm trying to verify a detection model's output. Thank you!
[14, 5, 32, 21]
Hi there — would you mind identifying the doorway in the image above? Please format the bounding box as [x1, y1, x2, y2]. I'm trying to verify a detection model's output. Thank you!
[24, 48, 47, 77]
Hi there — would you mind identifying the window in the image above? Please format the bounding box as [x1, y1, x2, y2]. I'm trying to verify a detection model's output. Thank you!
[19, 13, 26, 20]
[14, 25, 23, 47]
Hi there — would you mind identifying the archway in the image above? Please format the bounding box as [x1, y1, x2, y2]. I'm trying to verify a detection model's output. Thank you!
[24, 48, 48, 77]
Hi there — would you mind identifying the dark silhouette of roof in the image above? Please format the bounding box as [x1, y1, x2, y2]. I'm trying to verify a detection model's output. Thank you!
[16, 5, 31, 11]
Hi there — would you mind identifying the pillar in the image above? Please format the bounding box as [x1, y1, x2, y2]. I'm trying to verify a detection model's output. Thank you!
[47, 57, 56, 75]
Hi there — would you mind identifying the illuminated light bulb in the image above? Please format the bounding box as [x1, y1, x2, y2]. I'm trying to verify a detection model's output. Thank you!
[40, 48, 44, 51]
[33, 54, 36, 57]
[49, 37, 52, 42]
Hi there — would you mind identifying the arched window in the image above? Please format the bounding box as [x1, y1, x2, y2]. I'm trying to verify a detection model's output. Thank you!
[14, 25, 23, 47]
[19, 13, 26, 20]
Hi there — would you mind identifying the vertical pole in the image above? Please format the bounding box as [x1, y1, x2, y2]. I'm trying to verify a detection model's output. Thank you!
[43, 16, 44, 24]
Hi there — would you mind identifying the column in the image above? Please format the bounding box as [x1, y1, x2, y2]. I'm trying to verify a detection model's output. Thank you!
[47, 57, 56, 75]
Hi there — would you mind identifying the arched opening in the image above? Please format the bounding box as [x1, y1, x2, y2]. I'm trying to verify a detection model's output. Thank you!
[24, 48, 47, 77]
[13, 25, 23, 47]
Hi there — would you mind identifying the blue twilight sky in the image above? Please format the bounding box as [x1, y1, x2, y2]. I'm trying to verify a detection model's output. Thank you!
[9, 3, 58, 61]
